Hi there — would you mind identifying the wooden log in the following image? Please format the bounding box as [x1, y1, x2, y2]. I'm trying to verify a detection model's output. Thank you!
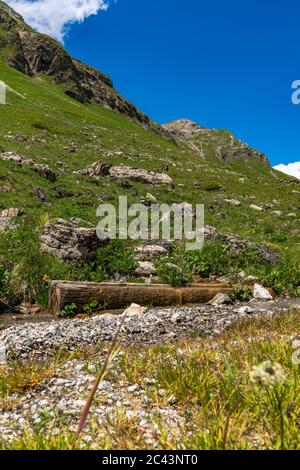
[49, 281, 234, 315]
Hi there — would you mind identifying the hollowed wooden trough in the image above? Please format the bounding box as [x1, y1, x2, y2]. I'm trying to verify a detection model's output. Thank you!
[49, 281, 234, 315]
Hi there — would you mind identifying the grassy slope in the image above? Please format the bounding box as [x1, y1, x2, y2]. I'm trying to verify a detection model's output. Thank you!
[0, 60, 299, 303]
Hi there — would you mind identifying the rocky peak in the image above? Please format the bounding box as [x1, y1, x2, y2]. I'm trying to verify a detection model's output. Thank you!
[0, 1, 26, 29]
[163, 119, 205, 137]
[163, 118, 269, 165]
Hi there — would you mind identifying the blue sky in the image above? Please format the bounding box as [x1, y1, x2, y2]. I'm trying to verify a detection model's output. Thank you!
[6, 0, 300, 175]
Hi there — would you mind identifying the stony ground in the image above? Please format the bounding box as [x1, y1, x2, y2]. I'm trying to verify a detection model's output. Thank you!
[0, 299, 299, 449]
[1, 299, 299, 362]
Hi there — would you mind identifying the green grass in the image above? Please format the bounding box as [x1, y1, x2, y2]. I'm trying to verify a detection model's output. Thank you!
[0, 59, 299, 305]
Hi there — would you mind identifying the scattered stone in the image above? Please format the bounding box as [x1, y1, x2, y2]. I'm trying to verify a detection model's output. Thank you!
[272, 211, 283, 217]
[235, 306, 255, 315]
[40, 219, 108, 263]
[249, 204, 264, 212]
[135, 261, 157, 276]
[33, 164, 57, 182]
[32, 187, 49, 203]
[123, 303, 147, 316]
[253, 284, 273, 301]
[225, 199, 241, 207]
[140, 193, 158, 206]
[76, 161, 112, 177]
[209, 293, 232, 306]
[14, 132, 27, 142]
[0, 208, 24, 233]
[0, 152, 57, 182]
[134, 245, 168, 261]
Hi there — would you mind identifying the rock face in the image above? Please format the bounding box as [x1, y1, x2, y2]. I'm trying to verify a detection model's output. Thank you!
[76, 161, 174, 186]
[0, 1, 166, 136]
[203, 226, 281, 265]
[109, 166, 174, 186]
[40, 219, 108, 263]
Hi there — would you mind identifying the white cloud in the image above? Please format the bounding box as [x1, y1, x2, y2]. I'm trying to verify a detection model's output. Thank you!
[6, 0, 109, 42]
[273, 162, 300, 180]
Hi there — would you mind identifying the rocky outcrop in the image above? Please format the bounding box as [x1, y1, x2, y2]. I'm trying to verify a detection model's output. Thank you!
[0, 152, 57, 181]
[134, 245, 168, 261]
[76, 161, 174, 186]
[203, 226, 281, 265]
[109, 166, 174, 186]
[135, 261, 157, 276]
[40, 219, 108, 263]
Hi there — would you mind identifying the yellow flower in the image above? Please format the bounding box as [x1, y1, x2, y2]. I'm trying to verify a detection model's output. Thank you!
[42, 274, 49, 282]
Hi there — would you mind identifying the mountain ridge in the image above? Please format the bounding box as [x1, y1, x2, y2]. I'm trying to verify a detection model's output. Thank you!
[0, 0, 169, 137]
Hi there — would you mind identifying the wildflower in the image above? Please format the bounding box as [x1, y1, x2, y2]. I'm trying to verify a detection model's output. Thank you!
[42, 274, 49, 282]
[292, 338, 300, 350]
[250, 361, 286, 387]
[292, 349, 300, 365]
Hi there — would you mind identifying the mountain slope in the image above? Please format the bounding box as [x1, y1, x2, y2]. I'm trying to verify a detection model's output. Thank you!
[0, 0, 167, 136]
[0, 1, 299, 306]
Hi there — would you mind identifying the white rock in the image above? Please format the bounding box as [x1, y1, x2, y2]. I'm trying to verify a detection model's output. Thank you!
[253, 284, 273, 301]
[236, 306, 254, 315]
[272, 210, 283, 216]
[250, 204, 264, 212]
[123, 303, 147, 316]
[225, 199, 241, 207]
[135, 261, 157, 276]
[0, 342, 7, 365]
[209, 293, 232, 306]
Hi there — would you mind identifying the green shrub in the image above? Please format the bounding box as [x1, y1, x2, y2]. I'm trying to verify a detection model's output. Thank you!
[90, 240, 137, 281]
[251, 262, 300, 297]
[185, 242, 230, 277]
[82, 300, 102, 314]
[230, 287, 253, 302]
[58, 303, 77, 318]
[156, 256, 192, 287]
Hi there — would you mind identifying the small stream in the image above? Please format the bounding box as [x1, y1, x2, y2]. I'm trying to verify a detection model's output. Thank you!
[0, 311, 56, 330]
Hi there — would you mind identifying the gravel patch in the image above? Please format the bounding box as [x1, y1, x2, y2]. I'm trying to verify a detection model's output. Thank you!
[0, 299, 298, 361]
